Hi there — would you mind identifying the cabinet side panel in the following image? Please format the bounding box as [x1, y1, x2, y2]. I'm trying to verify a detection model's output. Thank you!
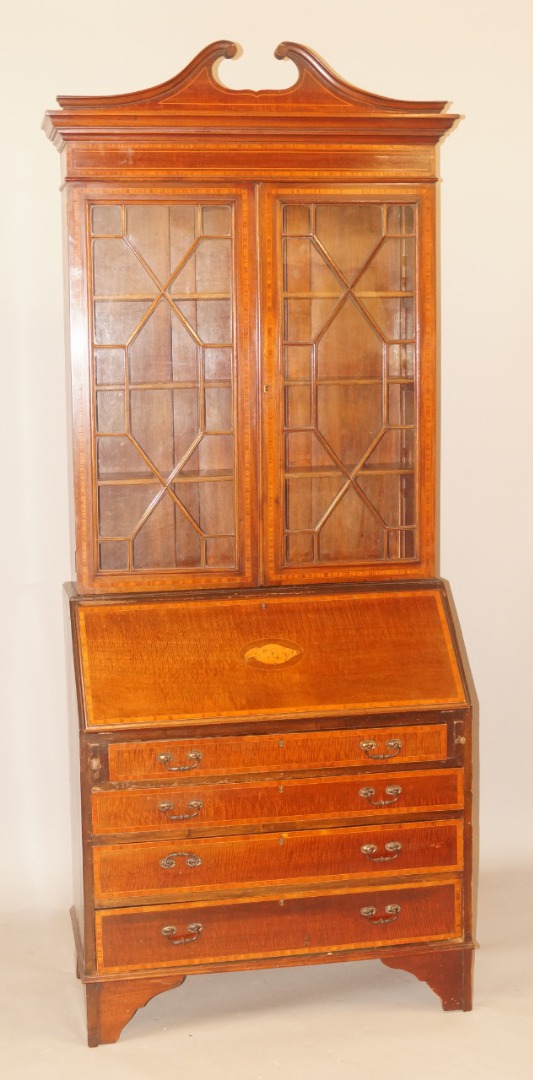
[64, 590, 85, 965]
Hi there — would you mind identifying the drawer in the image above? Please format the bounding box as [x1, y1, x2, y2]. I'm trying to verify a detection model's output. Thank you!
[107, 724, 449, 781]
[95, 878, 462, 973]
[91, 768, 464, 836]
[93, 819, 463, 904]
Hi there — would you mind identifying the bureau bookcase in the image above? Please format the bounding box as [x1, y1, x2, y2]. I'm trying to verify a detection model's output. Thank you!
[44, 42, 475, 1046]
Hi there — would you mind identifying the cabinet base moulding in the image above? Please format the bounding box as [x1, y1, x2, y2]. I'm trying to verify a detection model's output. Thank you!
[76, 945, 475, 1045]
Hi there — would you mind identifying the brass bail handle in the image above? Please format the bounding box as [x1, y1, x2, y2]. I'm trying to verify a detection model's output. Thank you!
[161, 923, 203, 945]
[360, 904, 401, 925]
[360, 738, 402, 761]
[157, 800, 203, 821]
[159, 851, 202, 869]
[359, 785, 402, 808]
[157, 750, 203, 772]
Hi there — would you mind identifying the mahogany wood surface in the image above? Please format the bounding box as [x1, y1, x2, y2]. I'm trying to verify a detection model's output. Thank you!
[46, 44, 474, 1045]
[91, 768, 464, 836]
[95, 879, 462, 974]
[107, 722, 449, 780]
[75, 588, 467, 727]
[93, 820, 463, 904]
[44, 44, 458, 596]
[381, 945, 473, 1010]
[85, 974, 186, 1047]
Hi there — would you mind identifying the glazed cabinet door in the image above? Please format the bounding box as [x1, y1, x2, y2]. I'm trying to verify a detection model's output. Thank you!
[260, 186, 437, 586]
[67, 185, 258, 594]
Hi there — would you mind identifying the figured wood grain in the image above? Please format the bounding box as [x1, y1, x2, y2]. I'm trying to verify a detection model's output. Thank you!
[381, 946, 473, 1011]
[95, 879, 462, 973]
[46, 45, 473, 1042]
[93, 819, 463, 903]
[85, 975, 186, 1046]
[76, 589, 467, 727]
[44, 41, 458, 152]
[91, 768, 464, 835]
[107, 723, 449, 780]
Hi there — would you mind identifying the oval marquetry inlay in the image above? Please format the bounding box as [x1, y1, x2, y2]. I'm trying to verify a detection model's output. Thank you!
[241, 639, 304, 668]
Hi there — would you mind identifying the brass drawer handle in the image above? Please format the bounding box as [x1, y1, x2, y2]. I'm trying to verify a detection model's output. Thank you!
[159, 851, 202, 869]
[157, 800, 203, 821]
[359, 784, 402, 807]
[360, 903, 401, 925]
[157, 750, 203, 772]
[161, 922, 203, 945]
[360, 840, 402, 862]
[360, 738, 402, 760]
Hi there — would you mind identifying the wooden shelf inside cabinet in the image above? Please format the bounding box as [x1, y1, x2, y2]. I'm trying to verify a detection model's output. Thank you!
[45, 41, 474, 1047]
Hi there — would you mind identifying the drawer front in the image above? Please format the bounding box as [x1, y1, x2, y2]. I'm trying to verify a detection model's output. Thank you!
[107, 724, 449, 781]
[95, 879, 462, 973]
[91, 769, 464, 836]
[93, 820, 463, 904]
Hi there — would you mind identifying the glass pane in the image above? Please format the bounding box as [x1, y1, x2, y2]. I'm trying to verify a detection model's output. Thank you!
[97, 436, 151, 480]
[357, 474, 415, 528]
[388, 382, 415, 427]
[285, 345, 312, 381]
[96, 391, 126, 434]
[128, 301, 199, 384]
[94, 300, 152, 346]
[185, 434, 234, 474]
[280, 199, 419, 567]
[356, 238, 415, 294]
[286, 533, 314, 564]
[204, 387, 233, 431]
[205, 536, 235, 567]
[314, 204, 383, 280]
[283, 205, 311, 234]
[317, 301, 383, 379]
[90, 201, 238, 574]
[285, 431, 336, 470]
[388, 344, 415, 379]
[286, 475, 344, 532]
[129, 388, 199, 473]
[131, 495, 182, 568]
[126, 205, 197, 283]
[386, 205, 415, 235]
[201, 205, 232, 235]
[93, 239, 157, 296]
[176, 479, 235, 535]
[98, 483, 162, 538]
[91, 205, 122, 235]
[285, 385, 312, 429]
[318, 487, 383, 561]
[366, 429, 415, 469]
[204, 348, 232, 381]
[132, 494, 203, 570]
[316, 384, 383, 467]
[99, 540, 129, 571]
[283, 238, 342, 294]
[360, 295, 415, 341]
[95, 348, 124, 385]
[169, 238, 232, 295]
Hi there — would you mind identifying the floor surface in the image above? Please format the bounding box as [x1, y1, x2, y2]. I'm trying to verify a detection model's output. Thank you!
[1, 864, 531, 1079]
